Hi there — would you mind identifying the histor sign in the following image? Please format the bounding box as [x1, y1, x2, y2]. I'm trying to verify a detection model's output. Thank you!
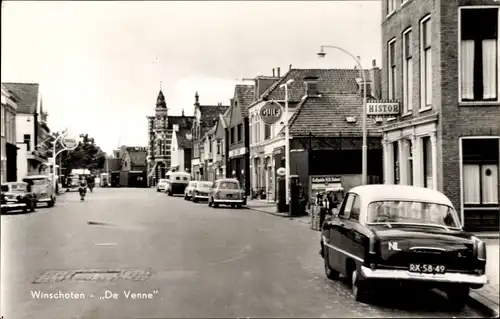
[366, 101, 400, 116]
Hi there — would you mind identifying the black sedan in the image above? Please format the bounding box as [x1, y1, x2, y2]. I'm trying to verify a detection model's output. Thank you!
[320, 184, 487, 310]
[1, 182, 37, 214]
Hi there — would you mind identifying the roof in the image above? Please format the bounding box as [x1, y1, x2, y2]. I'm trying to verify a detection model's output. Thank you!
[199, 104, 229, 135]
[284, 93, 383, 137]
[2, 83, 39, 114]
[176, 128, 193, 149]
[349, 185, 453, 207]
[234, 84, 255, 117]
[256, 68, 371, 104]
[168, 115, 195, 130]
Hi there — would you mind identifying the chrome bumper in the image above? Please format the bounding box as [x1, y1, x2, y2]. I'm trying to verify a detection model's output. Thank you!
[361, 266, 488, 285]
[194, 195, 209, 199]
[1, 203, 27, 208]
[214, 199, 244, 204]
[37, 198, 51, 202]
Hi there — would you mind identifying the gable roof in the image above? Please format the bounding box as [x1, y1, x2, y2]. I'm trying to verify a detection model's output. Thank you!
[175, 128, 193, 149]
[283, 93, 383, 138]
[251, 69, 371, 106]
[2, 83, 39, 114]
[234, 84, 255, 117]
[199, 104, 229, 135]
[168, 115, 195, 130]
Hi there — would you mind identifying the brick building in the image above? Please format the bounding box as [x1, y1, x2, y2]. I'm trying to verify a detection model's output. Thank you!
[1, 85, 19, 183]
[381, 0, 500, 231]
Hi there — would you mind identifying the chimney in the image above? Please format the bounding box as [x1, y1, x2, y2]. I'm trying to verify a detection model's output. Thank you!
[182, 109, 185, 117]
[272, 68, 275, 77]
[369, 59, 381, 99]
[277, 67, 280, 77]
[303, 75, 319, 96]
[289, 64, 292, 71]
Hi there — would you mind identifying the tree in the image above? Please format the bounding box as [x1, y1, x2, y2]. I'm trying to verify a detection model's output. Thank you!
[60, 133, 106, 175]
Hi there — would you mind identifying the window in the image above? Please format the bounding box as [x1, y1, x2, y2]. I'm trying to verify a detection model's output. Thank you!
[350, 196, 361, 221]
[209, 136, 212, 153]
[24, 134, 31, 151]
[460, 8, 499, 102]
[388, 0, 396, 15]
[420, 16, 432, 109]
[393, 141, 400, 184]
[403, 29, 413, 113]
[230, 127, 235, 144]
[217, 140, 221, 154]
[388, 39, 397, 99]
[462, 138, 499, 206]
[406, 139, 414, 185]
[237, 124, 242, 142]
[339, 193, 355, 218]
[422, 136, 433, 189]
[264, 124, 271, 140]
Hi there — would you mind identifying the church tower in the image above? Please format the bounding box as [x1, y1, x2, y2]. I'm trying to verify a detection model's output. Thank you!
[153, 89, 170, 179]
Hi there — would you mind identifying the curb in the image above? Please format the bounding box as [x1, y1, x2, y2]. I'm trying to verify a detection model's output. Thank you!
[469, 291, 500, 318]
[246, 206, 312, 224]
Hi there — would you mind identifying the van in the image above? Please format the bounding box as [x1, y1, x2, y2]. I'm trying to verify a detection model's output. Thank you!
[166, 172, 191, 196]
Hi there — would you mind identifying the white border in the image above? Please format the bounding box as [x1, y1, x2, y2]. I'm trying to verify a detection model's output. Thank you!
[458, 136, 500, 226]
[457, 6, 500, 105]
[419, 14, 432, 112]
[402, 27, 413, 115]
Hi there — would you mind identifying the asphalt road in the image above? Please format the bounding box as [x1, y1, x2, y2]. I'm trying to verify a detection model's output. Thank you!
[1, 188, 485, 318]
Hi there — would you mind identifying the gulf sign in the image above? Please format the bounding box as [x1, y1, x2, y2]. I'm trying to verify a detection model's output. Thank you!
[366, 101, 401, 116]
[259, 102, 283, 125]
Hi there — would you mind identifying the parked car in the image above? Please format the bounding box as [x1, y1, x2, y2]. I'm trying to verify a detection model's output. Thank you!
[184, 181, 198, 200]
[165, 172, 191, 196]
[23, 175, 56, 207]
[208, 178, 246, 208]
[157, 179, 168, 192]
[1, 182, 37, 214]
[319, 184, 488, 309]
[192, 181, 213, 203]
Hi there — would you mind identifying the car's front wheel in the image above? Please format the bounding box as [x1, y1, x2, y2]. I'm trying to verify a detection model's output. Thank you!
[351, 268, 369, 303]
[446, 285, 469, 311]
[47, 198, 55, 207]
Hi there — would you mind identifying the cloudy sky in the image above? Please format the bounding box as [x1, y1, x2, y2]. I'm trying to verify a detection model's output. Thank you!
[1, 1, 381, 154]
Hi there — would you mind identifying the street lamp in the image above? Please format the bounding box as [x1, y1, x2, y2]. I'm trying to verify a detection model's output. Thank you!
[317, 45, 368, 185]
[279, 79, 294, 206]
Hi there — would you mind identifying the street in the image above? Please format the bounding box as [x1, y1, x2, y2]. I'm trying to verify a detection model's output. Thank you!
[1, 188, 486, 318]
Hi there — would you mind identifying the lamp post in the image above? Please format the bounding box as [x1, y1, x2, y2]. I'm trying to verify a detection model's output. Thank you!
[317, 45, 368, 185]
[279, 79, 295, 206]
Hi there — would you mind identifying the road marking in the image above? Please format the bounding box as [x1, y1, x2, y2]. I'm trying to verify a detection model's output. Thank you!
[95, 243, 117, 246]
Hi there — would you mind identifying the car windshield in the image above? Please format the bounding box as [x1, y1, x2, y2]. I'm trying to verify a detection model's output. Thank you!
[10, 183, 27, 191]
[220, 182, 239, 190]
[198, 182, 213, 188]
[24, 178, 45, 186]
[366, 200, 461, 228]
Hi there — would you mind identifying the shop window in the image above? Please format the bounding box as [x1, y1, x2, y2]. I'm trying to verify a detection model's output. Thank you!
[422, 136, 433, 189]
[462, 138, 499, 206]
[460, 8, 499, 102]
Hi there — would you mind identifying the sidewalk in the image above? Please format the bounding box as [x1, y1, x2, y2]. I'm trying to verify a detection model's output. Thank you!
[245, 199, 311, 225]
[468, 237, 499, 318]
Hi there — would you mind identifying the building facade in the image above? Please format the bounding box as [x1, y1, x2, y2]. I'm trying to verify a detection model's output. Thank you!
[190, 92, 230, 181]
[146, 90, 195, 184]
[171, 122, 194, 173]
[381, 0, 500, 231]
[225, 84, 255, 194]
[1, 85, 19, 183]
[3, 83, 49, 179]
[249, 67, 383, 202]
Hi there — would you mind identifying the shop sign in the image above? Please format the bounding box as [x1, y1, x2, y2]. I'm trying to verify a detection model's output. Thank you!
[311, 176, 341, 184]
[260, 102, 283, 125]
[229, 147, 247, 159]
[61, 136, 79, 150]
[366, 100, 400, 116]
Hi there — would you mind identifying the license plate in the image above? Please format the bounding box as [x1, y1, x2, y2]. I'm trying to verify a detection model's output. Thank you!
[227, 194, 232, 198]
[409, 264, 446, 274]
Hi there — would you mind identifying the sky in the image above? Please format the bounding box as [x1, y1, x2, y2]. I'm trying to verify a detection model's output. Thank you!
[1, 0, 381, 155]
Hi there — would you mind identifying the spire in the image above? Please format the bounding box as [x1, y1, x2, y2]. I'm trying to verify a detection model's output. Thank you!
[156, 90, 167, 108]
[182, 109, 185, 117]
[195, 91, 199, 105]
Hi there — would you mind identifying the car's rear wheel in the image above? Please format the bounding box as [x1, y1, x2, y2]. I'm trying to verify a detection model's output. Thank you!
[213, 201, 219, 208]
[208, 198, 212, 207]
[446, 285, 469, 311]
[237, 204, 242, 209]
[193, 197, 198, 203]
[324, 249, 340, 280]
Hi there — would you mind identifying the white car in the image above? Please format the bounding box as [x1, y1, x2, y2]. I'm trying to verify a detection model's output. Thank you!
[156, 179, 168, 192]
[192, 181, 213, 202]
